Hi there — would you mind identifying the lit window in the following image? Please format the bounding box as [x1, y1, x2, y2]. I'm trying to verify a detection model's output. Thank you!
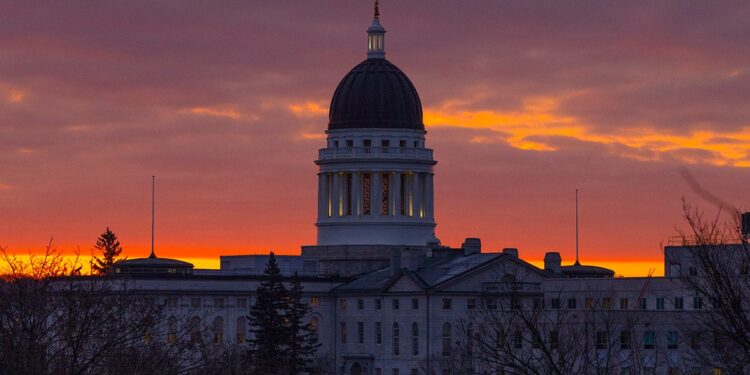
[236, 316, 246, 344]
[602, 297, 612, 309]
[309, 317, 319, 343]
[167, 316, 177, 344]
[310, 296, 319, 306]
[585, 298, 594, 309]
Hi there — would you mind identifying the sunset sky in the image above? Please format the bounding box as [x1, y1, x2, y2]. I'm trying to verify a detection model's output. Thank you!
[2, 1, 749, 276]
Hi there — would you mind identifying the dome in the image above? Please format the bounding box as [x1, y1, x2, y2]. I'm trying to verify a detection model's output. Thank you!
[328, 59, 424, 131]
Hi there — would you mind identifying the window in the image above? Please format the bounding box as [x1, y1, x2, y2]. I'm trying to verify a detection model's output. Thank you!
[411, 370, 419, 375]
[363, 139, 371, 149]
[393, 323, 400, 356]
[413, 140, 418, 148]
[513, 331, 523, 349]
[643, 368, 655, 375]
[585, 298, 594, 309]
[669, 263, 681, 276]
[442, 298, 452, 310]
[381, 139, 390, 152]
[689, 266, 698, 276]
[412, 323, 419, 355]
[442, 323, 451, 356]
[399, 140, 406, 148]
[467, 298, 476, 310]
[412, 298, 419, 310]
[532, 331, 541, 349]
[333, 140, 339, 148]
[358, 322, 364, 344]
[551, 298, 561, 309]
[310, 296, 319, 306]
[375, 298, 382, 310]
[392, 369, 399, 375]
[621, 367, 631, 375]
[602, 297, 612, 309]
[620, 331, 631, 349]
[340, 299, 347, 310]
[357, 299, 364, 310]
[165, 297, 177, 308]
[596, 331, 608, 349]
[212, 316, 224, 343]
[310, 317, 319, 343]
[550, 330, 559, 348]
[620, 298, 628, 310]
[346, 139, 353, 148]
[644, 331, 655, 349]
[675, 297, 684, 310]
[668, 331, 678, 349]
[237, 297, 247, 308]
[533, 298, 544, 310]
[485, 297, 498, 310]
[214, 297, 225, 309]
[668, 368, 679, 375]
[568, 298, 577, 309]
[191, 297, 201, 308]
[693, 296, 703, 309]
[656, 297, 665, 310]
[690, 332, 701, 349]
[376, 369, 382, 375]
[393, 298, 400, 310]
[376, 322, 382, 344]
[510, 296, 521, 310]
[167, 316, 177, 344]
[340, 322, 347, 344]
[640, 298, 647, 309]
[189, 316, 202, 344]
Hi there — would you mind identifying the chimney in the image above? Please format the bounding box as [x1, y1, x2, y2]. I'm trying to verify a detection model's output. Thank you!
[462, 238, 481, 255]
[391, 248, 402, 276]
[502, 248, 518, 258]
[544, 252, 562, 273]
[742, 212, 750, 240]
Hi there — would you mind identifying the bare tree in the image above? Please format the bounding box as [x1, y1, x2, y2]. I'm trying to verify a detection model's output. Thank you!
[675, 200, 750, 373]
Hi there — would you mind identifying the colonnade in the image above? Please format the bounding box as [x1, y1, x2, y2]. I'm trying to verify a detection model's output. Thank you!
[317, 171, 434, 220]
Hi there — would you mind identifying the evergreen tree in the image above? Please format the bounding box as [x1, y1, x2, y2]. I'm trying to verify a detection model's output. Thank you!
[285, 272, 320, 375]
[247, 252, 289, 373]
[91, 227, 123, 275]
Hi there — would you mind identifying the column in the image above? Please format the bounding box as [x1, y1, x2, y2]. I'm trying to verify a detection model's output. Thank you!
[372, 172, 382, 217]
[332, 173, 341, 217]
[352, 172, 361, 216]
[427, 173, 435, 220]
[391, 172, 400, 216]
[317, 173, 325, 219]
[411, 173, 421, 217]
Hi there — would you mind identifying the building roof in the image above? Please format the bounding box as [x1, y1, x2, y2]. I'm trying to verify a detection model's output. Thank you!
[328, 59, 424, 131]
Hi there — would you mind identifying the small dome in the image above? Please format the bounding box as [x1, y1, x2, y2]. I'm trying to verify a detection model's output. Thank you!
[328, 59, 424, 131]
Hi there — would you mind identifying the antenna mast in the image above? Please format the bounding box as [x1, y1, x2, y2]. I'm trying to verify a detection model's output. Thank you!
[150, 175, 156, 258]
[576, 189, 579, 264]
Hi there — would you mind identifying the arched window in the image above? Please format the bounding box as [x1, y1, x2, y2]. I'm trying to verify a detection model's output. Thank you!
[412, 322, 419, 355]
[236, 317, 247, 344]
[392, 323, 400, 356]
[167, 316, 177, 344]
[442, 322, 452, 357]
[212, 316, 224, 344]
[310, 316, 320, 343]
[189, 316, 202, 344]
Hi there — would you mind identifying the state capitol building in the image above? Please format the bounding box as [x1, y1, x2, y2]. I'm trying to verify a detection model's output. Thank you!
[111, 5, 747, 375]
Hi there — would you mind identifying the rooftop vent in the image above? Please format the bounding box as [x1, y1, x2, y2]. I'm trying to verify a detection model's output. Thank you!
[502, 248, 518, 258]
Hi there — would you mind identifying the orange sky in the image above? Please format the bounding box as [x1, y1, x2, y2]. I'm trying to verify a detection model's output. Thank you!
[1, 2, 749, 277]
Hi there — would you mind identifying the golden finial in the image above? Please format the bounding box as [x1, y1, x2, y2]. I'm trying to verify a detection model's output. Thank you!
[374, 0, 380, 19]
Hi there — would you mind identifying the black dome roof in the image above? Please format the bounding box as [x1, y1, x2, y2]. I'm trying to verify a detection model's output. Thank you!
[328, 59, 424, 131]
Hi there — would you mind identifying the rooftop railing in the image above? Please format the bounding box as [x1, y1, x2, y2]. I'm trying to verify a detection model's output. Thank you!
[318, 147, 433, 161]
